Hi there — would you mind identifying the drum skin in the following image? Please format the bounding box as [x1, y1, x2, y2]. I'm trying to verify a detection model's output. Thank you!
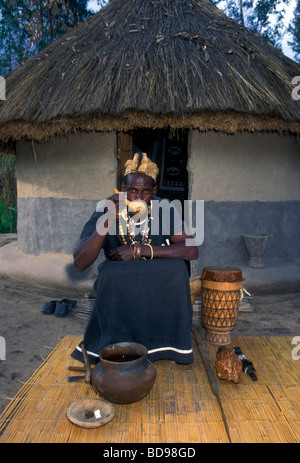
[201, 267, 243, 345]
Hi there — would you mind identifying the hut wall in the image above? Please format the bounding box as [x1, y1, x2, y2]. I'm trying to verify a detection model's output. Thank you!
[14, 129, 300, 272]
[188, 131, 300, 271]
[16, 132, 116, 255]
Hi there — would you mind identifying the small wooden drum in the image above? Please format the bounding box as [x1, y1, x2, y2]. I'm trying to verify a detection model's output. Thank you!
[201, 266, 243, 345]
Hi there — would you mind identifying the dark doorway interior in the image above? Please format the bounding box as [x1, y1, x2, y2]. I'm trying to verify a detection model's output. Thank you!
[117, 128, 189, 204]
[117, 128, 190, 275]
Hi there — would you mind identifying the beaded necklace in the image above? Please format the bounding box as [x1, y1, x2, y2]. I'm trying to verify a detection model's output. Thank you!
[119, 203, 152, 245]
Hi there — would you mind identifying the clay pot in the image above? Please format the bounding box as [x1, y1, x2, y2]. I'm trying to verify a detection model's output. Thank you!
[90, 342, 157, 404]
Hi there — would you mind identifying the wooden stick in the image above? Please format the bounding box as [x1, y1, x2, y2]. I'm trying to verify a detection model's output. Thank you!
[192, 326, 232, 443]
[68, 366, 86, 372]
[81, 344, 92, 384]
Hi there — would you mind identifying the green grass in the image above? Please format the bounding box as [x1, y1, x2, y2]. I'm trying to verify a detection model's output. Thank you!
[0, 154, 17, 233]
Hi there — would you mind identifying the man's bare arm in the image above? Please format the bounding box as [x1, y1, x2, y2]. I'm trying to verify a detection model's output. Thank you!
[73, 195, 119, 271]
[73, 227, 107, 272]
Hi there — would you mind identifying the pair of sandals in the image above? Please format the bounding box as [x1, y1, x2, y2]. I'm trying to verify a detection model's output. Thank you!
[41, 299, 77, 317]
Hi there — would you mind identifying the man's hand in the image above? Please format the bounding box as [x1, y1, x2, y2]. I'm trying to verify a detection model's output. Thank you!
[96, 192, 127, 236]
[109, 246, 135, 261]
[105, 193, 121, 220]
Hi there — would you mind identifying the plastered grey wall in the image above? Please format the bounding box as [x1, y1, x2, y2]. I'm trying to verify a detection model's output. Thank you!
[16, 131, 117, 200]
[15, 129, 300, 270]
[188, 131, 300, 272]
[16, 132, 117, 255]
[188, 131, 300, 202]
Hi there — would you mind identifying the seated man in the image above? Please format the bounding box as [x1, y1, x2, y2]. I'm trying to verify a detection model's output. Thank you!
[71, 153, 198, 364]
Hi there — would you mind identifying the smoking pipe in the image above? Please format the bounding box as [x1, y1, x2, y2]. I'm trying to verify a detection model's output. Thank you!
[114, 188, 147, 216]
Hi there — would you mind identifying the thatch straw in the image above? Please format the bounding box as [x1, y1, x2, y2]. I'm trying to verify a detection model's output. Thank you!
[70, 295, 95, 326]
[0, 0, 299, 153]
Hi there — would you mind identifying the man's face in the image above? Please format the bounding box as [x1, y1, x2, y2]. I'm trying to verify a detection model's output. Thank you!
[122, 173, 157, 205]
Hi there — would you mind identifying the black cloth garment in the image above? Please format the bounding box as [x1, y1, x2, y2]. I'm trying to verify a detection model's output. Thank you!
[71, 258, 194, 364]
[71, 198, 194, 364]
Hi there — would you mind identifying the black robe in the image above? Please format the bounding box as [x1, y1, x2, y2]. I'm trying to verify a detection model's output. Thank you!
[71, 198, 194, 364]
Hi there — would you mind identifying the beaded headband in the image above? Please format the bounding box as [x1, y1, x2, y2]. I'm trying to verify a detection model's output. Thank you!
[124, 152, 159, 181]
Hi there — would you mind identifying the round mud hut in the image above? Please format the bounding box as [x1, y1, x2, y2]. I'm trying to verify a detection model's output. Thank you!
[0, 0, 299, 283]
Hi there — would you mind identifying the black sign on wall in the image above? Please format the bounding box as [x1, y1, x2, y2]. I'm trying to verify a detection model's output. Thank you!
[159, 133, 188, 192]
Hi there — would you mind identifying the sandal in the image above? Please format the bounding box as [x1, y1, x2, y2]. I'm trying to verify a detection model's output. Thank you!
[55, 299, 77, 318]
[41, 300, 57, 315]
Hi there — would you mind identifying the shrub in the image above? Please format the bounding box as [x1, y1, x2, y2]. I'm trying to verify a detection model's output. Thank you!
[0, 154, 17, 233]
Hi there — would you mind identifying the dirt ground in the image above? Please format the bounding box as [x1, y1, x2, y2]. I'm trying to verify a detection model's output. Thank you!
[0, 272, 300, 415]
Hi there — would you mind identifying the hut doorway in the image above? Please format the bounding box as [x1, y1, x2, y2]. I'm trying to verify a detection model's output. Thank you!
[117, 129, 189, 205]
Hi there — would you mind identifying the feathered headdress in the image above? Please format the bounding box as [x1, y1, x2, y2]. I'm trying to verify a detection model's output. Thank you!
[124, 152, 159, 181]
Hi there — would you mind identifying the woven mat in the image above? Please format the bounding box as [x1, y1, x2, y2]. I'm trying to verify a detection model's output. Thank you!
[0, 334, 299, 443]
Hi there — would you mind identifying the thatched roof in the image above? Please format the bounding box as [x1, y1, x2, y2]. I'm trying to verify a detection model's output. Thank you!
[1, 0, 300, 152]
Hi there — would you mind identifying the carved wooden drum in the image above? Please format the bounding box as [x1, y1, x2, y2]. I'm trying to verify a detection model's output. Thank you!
[201, 267, 243, 345]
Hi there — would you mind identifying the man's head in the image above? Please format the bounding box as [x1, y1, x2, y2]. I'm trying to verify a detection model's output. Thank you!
[122, 152, 159, 204]
[122, 173, 157, 204]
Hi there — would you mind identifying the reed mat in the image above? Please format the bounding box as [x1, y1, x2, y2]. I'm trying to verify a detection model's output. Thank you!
[0, 334, 299, 443]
